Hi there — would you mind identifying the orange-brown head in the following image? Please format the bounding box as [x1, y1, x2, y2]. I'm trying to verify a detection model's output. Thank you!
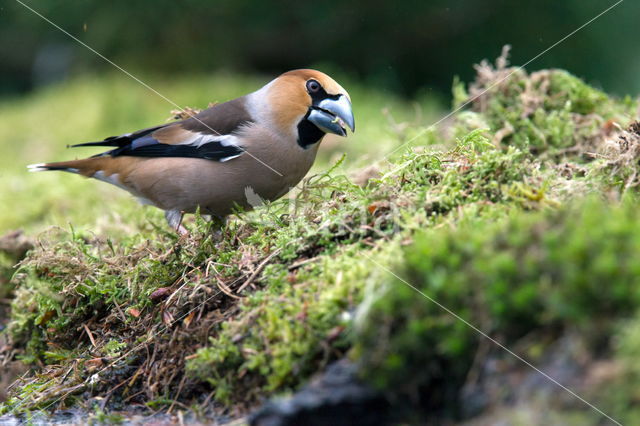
[263, 69, 355, 148]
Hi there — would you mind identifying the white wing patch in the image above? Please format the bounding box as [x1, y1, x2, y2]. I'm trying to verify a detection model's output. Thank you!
[175, 132, 241, 149]
[219, 153, 244, 162]
[176, 133, 245, 162]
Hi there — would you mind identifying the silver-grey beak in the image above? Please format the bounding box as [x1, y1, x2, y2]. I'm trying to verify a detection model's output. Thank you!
[308, 95, 355, 137]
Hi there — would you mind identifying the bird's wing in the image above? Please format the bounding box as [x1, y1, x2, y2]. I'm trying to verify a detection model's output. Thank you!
[71, 97, 252, 162]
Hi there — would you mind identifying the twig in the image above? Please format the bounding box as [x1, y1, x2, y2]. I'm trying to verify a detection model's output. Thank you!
[215, 276, 241, 299]
[113, 300, 127, 323]
[122, 389, 146, 403]
[287, 256, 319, 271]
[163, 276, 188, 308]
[236, 248, 283, 293]
[59, 362, 75, 385]
[83, 324, 97, 348]
[168, 374, 188, 413]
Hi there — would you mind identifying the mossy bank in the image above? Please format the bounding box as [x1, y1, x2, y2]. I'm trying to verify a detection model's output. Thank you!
[1, 50, 640, 424]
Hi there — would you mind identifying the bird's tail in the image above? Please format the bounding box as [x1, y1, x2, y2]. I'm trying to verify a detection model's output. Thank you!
[27, 158, 102, 176]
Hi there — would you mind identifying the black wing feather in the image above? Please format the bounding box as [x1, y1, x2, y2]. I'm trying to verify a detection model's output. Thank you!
[70, 97, 251, 162]
[70, 124, 168, 148]
[99, 141, 244, 161]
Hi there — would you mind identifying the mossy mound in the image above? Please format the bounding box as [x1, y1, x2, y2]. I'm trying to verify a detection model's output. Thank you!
[1, 51, 640, 423]
[454, 46, 637, 159]
[355, 199, 640, 419]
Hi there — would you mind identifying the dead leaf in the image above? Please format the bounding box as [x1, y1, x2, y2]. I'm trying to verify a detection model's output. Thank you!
[85, 358, 103, 372]
[183, 311, 195, 327]
[162, 310, 175, 326]
[150, 287, 172, 302]
[367, 200, 390, 215]
[37, 310, 56, 326]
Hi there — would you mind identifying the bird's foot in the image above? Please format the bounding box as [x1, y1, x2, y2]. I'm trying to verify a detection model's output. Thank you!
[177, 223, 190, 237]
[208, 214, 227, 241]
[165, 209, 189, 237]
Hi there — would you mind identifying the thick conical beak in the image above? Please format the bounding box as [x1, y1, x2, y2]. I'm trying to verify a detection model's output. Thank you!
[307, 95, 355, 137]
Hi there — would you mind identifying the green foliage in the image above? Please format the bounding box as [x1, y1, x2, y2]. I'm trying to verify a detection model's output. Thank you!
[88, 407, 124, 425]
[103, 339, 127, 357]
[546, 71, 609, 115]
[355, 199, 640, 396]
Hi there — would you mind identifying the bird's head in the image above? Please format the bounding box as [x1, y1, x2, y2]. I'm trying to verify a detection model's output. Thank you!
[264, 69, 355, 148]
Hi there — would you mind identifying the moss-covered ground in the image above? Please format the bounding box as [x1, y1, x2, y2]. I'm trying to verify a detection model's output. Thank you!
[1, 51, 640, 423]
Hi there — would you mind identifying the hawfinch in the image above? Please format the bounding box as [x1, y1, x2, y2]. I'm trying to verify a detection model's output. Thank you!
[28, 69, 355, 233]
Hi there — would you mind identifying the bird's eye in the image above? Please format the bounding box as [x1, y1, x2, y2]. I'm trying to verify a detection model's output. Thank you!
[306, 80, 321, 93]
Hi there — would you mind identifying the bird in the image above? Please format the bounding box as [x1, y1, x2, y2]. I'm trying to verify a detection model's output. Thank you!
[28, 69, 355, 234]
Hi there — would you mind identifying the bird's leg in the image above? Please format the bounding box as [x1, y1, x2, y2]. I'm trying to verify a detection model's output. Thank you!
[202, 212, 227, 241]
[210, 214, 227, 229]
[165, 209, 189, 236]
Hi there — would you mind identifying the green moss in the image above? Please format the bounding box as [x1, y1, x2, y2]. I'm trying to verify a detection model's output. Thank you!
[355, 198, 640, 418]
[184, 131, 553, 405]
[546, 70, 609, 115]
[3, 59, 640, 422]
[88, 406, 125, 425]
[454, 59, 637, 157]
[186, 244, 378, 403]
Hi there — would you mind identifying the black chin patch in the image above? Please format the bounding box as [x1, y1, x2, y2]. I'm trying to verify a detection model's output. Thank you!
[297, 112, 325, 148]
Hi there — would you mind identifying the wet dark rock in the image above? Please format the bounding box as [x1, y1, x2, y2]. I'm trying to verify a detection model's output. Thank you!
[250, 360, 389, 426]
[0, 230, 34, 261]
[460, 333, 602, 422]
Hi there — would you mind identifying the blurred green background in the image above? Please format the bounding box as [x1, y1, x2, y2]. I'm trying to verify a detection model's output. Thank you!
[2, 0, 639, 97]
[0, 0, 638, 234]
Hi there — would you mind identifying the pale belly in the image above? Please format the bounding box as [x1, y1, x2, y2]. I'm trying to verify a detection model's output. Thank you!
[124, 150, 317, 216]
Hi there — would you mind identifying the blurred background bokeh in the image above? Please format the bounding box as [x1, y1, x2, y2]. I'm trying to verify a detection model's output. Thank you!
[0, 0, 638, 233]
[2, 0, 638, 98]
